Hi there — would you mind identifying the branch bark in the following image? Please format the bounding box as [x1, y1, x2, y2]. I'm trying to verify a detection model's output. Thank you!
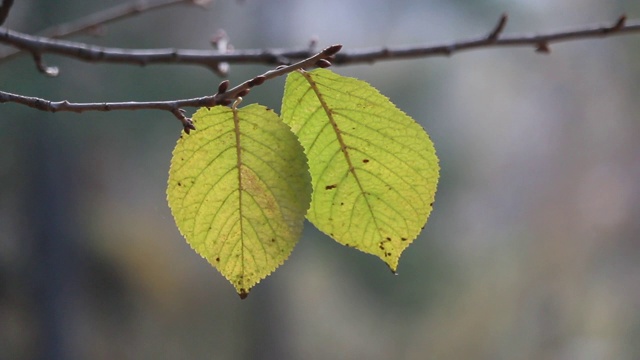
[0, 44, 342, 133]
[0, 14, 638, 72]
[0, 0, 211, 62]
[2, 14, 640, 133]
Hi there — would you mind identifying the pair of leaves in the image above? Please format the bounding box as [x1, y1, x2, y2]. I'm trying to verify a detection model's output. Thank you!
[167, 69, 439, 298]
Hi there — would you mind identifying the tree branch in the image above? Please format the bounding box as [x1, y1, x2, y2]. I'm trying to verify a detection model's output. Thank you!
[2, 14, 640, 133]
[0, 0, 212, 62]
[0, 44, 342, 133]
[0, 25, 310, 72]
[330, 15, 637, 62]
[0, 14, 638, 73]
[40, 0, 211, 38]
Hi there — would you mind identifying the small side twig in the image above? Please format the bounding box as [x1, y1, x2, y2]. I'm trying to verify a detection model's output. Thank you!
[31, 52, 59, 76]
[487, 13, 508, 41]
[0, 44, 342, 133]
[609, 15, 627, 32]
[0, 0, 211, 62]
[42, 0, 211, 38]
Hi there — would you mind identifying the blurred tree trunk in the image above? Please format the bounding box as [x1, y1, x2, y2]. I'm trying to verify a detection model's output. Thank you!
[25, 122, 81, 360]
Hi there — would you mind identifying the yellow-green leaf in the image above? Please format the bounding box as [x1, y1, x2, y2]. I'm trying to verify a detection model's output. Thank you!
[281, 69, 439, 272]
[167, 104, 311, 298]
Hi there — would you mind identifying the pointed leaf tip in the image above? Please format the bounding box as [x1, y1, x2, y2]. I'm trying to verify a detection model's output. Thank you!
[281, 68, 439, 270]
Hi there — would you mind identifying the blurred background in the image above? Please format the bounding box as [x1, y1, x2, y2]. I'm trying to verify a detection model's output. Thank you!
[1, 0, 640, 359]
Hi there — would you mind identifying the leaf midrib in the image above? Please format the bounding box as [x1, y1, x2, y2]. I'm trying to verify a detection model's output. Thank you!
[232, 105, 246, 293]
[300, 70, 382, 237]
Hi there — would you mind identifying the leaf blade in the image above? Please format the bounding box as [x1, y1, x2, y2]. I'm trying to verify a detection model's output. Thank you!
[167, 104, 311, 297]
[281, 69, 439, 271]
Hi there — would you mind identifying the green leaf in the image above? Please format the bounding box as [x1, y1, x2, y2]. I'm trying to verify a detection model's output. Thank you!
[281, 69, 439, 272]
[167, 104, 311, 298]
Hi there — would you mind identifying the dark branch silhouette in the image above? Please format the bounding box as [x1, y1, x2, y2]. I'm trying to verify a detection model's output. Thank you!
[331, 15, 636, 63]
[0, 14, 637, 73]
[0, 45, 342, 133]
[0, 0, 14, 26]
[2, 12, 640, 132]
[0, 0, 211, 62]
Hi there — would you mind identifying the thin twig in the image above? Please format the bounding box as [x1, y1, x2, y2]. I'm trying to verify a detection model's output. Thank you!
[0, 26, 310, 72]
[0, 44, 342, 133]
[0, 0, 211, 61]
[0, 0, 13, 26]
[331, 14, 637, 62]
[42, 0, 211, 38]
[0, 15, 638, 72]
[487, 13, 508, 41]
[31, 52, 59, 76]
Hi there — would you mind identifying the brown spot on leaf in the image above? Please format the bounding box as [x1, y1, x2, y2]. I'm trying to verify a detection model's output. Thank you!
[325, 184, 337, 190]
[401, 237, 408, 241]
[362, 159, 370, 163]
[177, 182, 182, 186]
[271, 238, 276, 243]
[386, 237, 391, 241]
[215, 257, 220, 262]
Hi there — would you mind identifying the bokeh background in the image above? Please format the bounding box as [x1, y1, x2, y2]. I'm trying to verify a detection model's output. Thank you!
[2, 0, 640, 359]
